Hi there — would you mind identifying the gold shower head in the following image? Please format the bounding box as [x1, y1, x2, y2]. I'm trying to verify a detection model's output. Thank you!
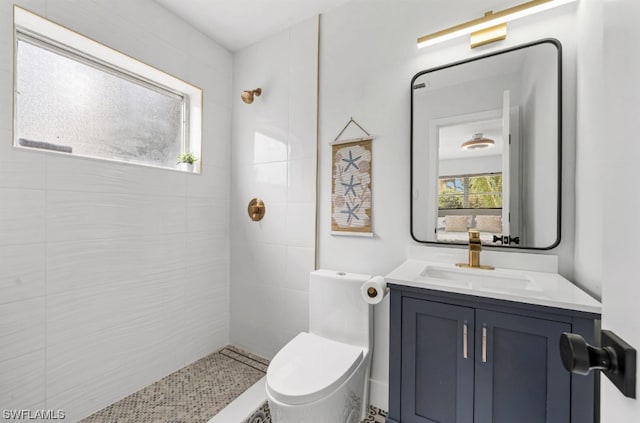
[241, 88, 262, 104]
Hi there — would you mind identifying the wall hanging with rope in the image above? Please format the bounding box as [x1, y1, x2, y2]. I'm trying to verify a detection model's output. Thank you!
[330, 117, 374, 237]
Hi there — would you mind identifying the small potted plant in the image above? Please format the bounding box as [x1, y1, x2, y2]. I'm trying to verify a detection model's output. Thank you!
[177, 152, 198, 172]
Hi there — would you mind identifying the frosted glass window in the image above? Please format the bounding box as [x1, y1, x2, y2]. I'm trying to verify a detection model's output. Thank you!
[15, 33, 192, 170]
[14, 6, 201, 171]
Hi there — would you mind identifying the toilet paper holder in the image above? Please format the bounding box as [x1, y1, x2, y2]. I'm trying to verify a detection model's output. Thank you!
[361, 276, 388, 305]
[559, 330, 636, 398]
[366, 287, 378, 298]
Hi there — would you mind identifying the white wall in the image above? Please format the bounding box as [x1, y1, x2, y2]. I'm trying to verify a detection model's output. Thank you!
[574, 0, 640, 418]
[0, 1, 232, 420]
[230, 18, 318, 359]
[599, 0, 640, 420]
[318, 0, 580, 410]
[573, 0, 604, 299]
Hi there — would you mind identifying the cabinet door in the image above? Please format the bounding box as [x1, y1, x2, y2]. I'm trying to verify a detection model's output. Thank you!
[401, 298, 475, 423]
[474, 310, 571, 423]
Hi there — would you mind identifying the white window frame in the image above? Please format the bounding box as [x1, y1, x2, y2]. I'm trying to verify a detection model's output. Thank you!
[13, 6, 203, 173]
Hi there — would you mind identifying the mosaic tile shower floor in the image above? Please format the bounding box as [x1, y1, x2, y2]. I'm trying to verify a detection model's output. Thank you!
[81, 346, 268, 423]
[82, 344, 387, 422]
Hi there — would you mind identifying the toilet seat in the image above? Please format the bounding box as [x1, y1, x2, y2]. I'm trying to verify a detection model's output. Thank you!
[266, 332, 364, 406]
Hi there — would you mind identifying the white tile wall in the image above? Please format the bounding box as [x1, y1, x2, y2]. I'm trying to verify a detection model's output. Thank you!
[46, 191, 187, 242]
[45, 156, 188, 197]
[199, 102, 232, 169]
[0, 243, 45, 304]
[0, 350, 45, 410]
[285, 247, 315, 291]
[0, 0, 231, 419]
[288, 159, 316, 203]
[230, 17, 318, 359]
[286, 203, 315, 248]
[46, 234, 187, 295]
[187, 164, 230, 198]
[288, 23, 319, 163]
[0, 164, 43, 191]
[0, 188, 46, 246]
[0, 297, 45, 360]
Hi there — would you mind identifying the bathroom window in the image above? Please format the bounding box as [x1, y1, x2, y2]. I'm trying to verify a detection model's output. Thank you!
[13, 7, 202, 172]
[438, 173, 503, 209]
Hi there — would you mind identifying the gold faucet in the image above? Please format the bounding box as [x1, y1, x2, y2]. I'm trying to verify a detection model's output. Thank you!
[456, 230, 494, 270]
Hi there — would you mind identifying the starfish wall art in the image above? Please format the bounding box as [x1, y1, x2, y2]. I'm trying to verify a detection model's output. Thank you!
[331, 139, 372, 235]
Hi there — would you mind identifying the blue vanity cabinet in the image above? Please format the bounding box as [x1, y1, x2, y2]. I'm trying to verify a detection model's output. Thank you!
[473, 309, 571, 423]
[401, 298, 475, 423]
[388, 284, 600, 423]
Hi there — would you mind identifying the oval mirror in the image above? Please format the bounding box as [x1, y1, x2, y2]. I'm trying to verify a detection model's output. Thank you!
[411, 39, 561, 249]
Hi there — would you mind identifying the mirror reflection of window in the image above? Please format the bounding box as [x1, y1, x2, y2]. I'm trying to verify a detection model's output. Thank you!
[438, 174, 503, 209]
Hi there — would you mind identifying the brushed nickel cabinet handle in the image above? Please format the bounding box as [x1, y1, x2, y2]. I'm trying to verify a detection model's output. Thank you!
[463, 322, 468, 359]
[482, 326, 487, 363]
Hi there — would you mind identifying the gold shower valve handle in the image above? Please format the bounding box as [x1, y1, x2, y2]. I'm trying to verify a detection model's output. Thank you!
[248, 198, 265, 221]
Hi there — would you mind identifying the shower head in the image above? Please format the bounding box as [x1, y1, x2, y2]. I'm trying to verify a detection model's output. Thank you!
[241, 88, 262, 104]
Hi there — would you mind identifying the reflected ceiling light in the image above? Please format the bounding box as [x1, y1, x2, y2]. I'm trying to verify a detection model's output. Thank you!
[241, 88, 262, 104]
[461, 133, 495, 150]
[417, 0, 578, 49]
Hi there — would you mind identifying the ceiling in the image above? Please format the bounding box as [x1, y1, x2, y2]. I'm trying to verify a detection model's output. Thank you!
[154, 0, 352, 52]
[439, 118, 504, 160]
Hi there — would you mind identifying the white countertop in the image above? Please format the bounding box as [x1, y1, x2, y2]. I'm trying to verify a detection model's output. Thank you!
[385, 259, 602, 314]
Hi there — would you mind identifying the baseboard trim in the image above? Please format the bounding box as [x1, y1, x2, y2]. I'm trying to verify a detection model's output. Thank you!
[368, 378, 388, 411]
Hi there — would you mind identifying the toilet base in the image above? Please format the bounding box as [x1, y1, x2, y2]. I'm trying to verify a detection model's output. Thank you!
[266, 353, 370, 423]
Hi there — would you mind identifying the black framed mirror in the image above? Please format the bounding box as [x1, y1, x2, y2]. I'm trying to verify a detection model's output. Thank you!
[411, 39, 562, 250]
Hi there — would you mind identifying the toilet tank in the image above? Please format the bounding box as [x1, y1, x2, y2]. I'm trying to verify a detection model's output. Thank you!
[309, 270, 372, 351]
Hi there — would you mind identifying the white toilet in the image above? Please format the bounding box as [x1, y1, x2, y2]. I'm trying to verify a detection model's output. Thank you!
[266, 269, 373, 423]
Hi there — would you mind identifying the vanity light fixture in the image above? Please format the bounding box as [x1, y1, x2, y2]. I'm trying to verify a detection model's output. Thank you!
[461, 133, 495, 150]
[417, 0, 578, 49]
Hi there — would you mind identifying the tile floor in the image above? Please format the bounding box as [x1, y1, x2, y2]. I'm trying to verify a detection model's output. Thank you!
[81, 346, 268, 422]
[243, 402, 387, 423]
[81, 345, 387, 422]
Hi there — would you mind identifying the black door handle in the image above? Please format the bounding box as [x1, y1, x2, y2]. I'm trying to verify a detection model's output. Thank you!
[559, 332, 613, 375]
[559, 331, 636, 398]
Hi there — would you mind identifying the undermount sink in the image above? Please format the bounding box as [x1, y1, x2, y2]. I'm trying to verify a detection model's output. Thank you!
[385, 257, 602, 314]
[418, 265, 544, 295]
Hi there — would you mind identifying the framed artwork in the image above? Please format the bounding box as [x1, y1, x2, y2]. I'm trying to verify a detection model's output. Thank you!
[330, 118, 373, 237]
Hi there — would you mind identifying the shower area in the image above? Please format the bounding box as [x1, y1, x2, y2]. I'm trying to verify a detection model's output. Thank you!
[82, 347, 268, 422]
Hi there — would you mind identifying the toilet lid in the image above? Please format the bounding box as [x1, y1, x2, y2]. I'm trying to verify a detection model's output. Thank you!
[266, 332, 364, 405]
